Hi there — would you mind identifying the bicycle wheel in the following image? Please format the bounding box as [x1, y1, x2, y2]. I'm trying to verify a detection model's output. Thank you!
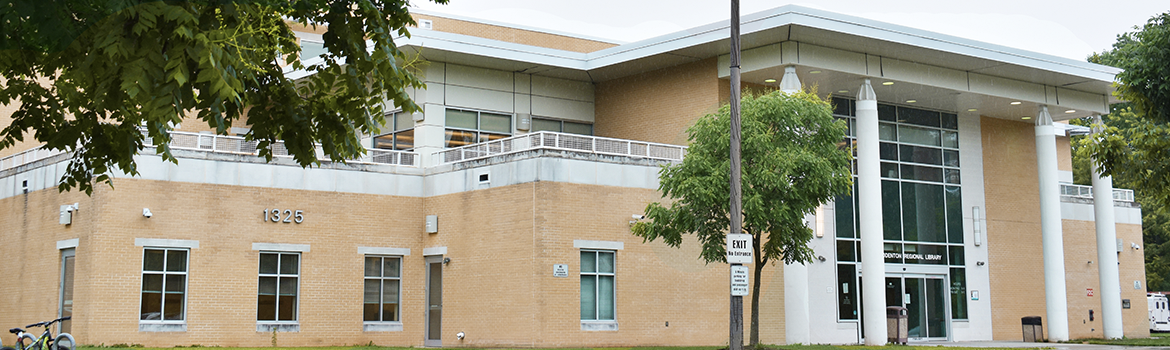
[18, 334, 39, 350]
[52, 333, 75, 350]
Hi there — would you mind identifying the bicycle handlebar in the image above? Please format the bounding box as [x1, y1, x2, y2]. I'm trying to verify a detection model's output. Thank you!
[23, 316, 70, 329]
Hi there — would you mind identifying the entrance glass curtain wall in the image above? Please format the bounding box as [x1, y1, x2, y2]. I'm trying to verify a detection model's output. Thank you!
[833, 98, 969, 340]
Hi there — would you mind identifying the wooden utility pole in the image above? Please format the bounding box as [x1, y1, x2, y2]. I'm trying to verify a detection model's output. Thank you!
[728, 1, 743, 350]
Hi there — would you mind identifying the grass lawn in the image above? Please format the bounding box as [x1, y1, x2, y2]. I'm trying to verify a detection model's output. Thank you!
[74, 345, 1055, 350]
[1071, 333, 1170, 346]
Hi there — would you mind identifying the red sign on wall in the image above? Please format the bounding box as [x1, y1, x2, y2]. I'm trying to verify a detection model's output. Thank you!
[1087, 288, 1095, 297]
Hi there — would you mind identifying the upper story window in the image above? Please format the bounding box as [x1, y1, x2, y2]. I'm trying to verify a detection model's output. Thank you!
[300, 39, 326, 60]
[445, 109, 511, 148]
[374, 112, 415, 150]
[532, 117, 593, 136]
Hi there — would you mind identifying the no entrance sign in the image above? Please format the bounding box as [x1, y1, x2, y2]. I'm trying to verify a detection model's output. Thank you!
[727, 233, 753, 264]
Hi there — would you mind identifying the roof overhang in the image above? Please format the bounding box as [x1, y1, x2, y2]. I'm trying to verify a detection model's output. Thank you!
[287, 4, 1122, 119]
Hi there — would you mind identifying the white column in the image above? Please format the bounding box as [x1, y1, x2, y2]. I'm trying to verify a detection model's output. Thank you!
[1090, 114, 1124, 339]
[856, 79, 886, 345]
[780, 65, 810, 345]
[1034, 105, 1069, 341]
[779, 66, 801, 94]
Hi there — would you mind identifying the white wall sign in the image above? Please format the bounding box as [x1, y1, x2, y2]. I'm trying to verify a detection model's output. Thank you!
[731, 265, 749, 296]
[553, 264, 568, 277]
[727, 233, 753, 264]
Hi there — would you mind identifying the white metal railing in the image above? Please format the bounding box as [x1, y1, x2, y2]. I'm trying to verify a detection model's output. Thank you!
[1060, 183, 1135, 202]
[435, 131, 687, 165]
[150, 131, 417, 167]
[0, 146, 67, 171]
[0, 131, 417, 172]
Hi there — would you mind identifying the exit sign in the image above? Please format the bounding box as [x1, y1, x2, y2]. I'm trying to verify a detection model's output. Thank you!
[727, 234, 753, 264]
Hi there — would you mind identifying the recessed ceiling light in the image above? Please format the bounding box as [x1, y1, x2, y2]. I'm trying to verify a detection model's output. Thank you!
[906, 100, 917, 103]
[1065, 110, 1076, 114]
[882, 82, 894, 86]
[967, 108, 978, 112]
[809, 70, 822, 74]
[837, 90, 849, 93]
[1022, 116, 1032, 120]
[1010, 101, 1022, 105]
[764, 78, 776, 83]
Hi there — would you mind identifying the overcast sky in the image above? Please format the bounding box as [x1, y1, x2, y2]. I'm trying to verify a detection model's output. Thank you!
[411, 0, 1168, 61]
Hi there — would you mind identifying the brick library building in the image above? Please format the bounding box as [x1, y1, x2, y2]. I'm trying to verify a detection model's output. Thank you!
[0, 5, 1150, 348]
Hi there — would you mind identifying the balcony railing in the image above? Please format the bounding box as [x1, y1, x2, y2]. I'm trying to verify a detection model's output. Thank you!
[435, 131, 687, 165]
[0, 131, 417, 172]
[0, 146, 66, 171]
[1060, 183, 1135, 202]
[150, 131, 417, 166]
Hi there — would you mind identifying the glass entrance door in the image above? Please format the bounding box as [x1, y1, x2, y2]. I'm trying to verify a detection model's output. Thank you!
[885, 275, 948, 340]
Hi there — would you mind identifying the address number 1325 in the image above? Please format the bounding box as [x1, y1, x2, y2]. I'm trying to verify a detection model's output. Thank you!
[264, 209, 304, 224]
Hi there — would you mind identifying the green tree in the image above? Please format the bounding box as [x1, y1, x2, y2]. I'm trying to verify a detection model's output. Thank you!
[1083, 12, 1170, 208]
[1071, 109, 1170, 291]
[1079, 11, 1170, 290]
[0, 0, 445, 194]
[631, 90, 853, 346]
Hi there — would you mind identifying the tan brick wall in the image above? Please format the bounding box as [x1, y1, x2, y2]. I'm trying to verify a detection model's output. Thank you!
[1, 175, 785, 347]
[1056, 136, 1072, 172]
[0, 177, 94, 344]
[412, 15, 616, 53]
[1061, 220, 1150, 339]
[1118, 222, 1150, 339]
[982, 116, 1047, 340]
[0, 178, 426, 347]
[421, 181, 777, 347]
[982, 116, 1149, 340]
[594, 59, 721, 146]
[0, 76, 53, 158]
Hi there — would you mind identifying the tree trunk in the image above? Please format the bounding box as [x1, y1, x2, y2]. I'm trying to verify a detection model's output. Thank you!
[750, 234, 764, 346]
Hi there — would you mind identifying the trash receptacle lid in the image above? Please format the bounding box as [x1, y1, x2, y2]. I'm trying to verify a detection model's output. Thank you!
[886, 306, 907, 316]
[1021, 316, 1042, 325]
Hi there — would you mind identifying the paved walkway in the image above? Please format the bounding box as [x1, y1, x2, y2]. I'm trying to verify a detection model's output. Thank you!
[915, 341, 1170, 350]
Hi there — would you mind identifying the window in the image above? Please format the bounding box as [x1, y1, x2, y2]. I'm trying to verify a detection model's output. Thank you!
[531, 117, 593, 135]
[832, 98, 968, 320]
[364, 256, 401, 322]
[141, 248, 188, 322]
[258, 252, 299, 321]
[580, 250, 615, 321]
[445, 109, 511, 148]
[374, 112, 416, 150]
[300, 39, 326, 60]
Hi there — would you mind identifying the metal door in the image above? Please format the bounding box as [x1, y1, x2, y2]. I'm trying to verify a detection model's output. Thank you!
[425, 256, 442, 347]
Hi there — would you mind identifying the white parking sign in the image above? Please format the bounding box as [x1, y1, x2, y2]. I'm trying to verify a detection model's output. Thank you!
[727, 233, 752, 264]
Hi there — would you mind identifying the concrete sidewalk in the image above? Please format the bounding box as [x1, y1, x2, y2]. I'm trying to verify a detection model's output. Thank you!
[915, 340, 1170, 350]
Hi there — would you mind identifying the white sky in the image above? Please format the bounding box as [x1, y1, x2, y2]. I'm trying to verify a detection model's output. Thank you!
[411, 0, 1168, 61]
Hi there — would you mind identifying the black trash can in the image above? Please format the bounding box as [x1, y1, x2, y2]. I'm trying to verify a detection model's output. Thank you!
[1021, 316, 1044, 342]
[887, 306, 908, 345]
